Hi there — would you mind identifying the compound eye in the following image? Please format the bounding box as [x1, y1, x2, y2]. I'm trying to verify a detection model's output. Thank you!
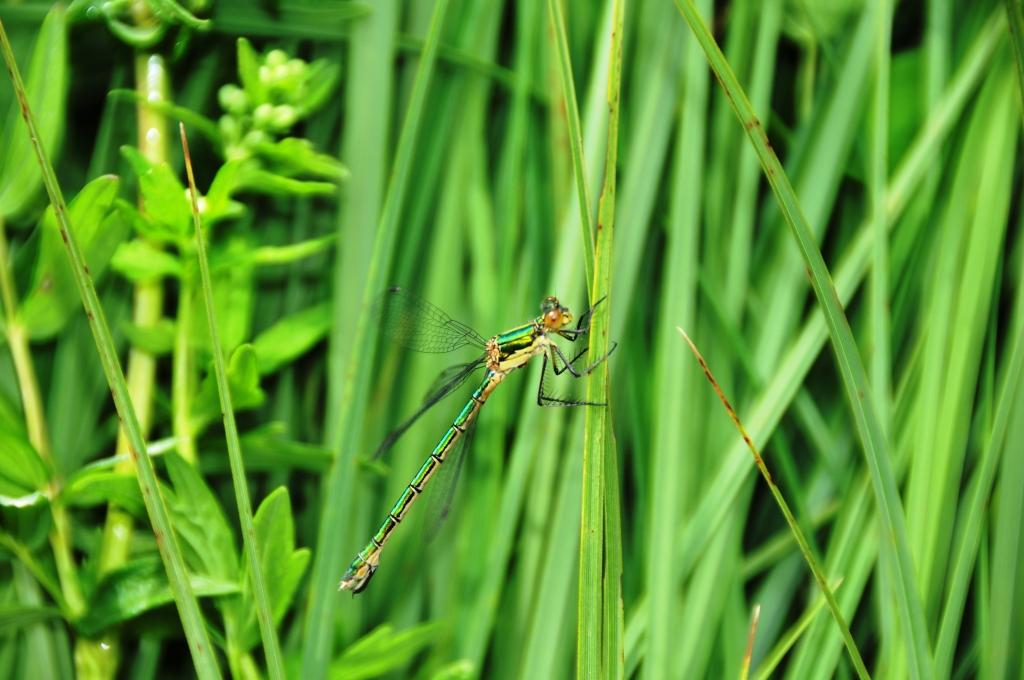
[545, 309, 561, 326]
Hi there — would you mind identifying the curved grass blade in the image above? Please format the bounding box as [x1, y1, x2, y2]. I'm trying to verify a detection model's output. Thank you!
[672, 2, 932, 676]
[373, 286, 486, 353]
[678, 328, 869, 680]
[0, 20, 222, 680]
[372, 358, 486, 459]
[181, 125, 284, 680]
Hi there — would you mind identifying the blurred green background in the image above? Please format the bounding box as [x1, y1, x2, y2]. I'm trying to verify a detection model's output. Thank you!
[0, 0, 1022, 678]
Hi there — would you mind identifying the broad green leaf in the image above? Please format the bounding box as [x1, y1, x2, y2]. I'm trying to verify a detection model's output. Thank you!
[164, 453, 239, 581]
[329, 623, 441, 680]
[0, 422, 50, 507]
[18, 175, 128, 339]
[251, 302, 331, 374]
[110, 239, 183, 282]
[113, 199, 181, 246]
[120, 317, 177, 356]
[192, 344, 265, 429]
[231, 487, 310, 651]
[121, 145, 191, 237]
[0, 4, 68, 219]
[62, 469, 146, 519]
[77, 557, 238, 636]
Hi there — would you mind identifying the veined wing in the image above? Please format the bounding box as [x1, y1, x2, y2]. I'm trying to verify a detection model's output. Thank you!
[373, 287, 487, 353]
[421, 414, 476, 544]
[372, 358, 486, 459]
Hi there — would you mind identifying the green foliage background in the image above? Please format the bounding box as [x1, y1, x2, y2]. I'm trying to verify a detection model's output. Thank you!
[0, 0, 1022, 678]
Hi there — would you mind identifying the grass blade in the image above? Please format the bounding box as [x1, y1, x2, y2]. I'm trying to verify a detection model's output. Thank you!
[678, 329, 869, 679]
[181, 125, 284, 680]
[0, 18, 221, 680]
[546, 0, 597, 296]
[672, 2, 933, 675]
[578, 0, 624, 675]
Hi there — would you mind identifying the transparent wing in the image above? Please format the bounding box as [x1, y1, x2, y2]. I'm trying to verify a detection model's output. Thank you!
[372, 358, 486, 459]
[373, 287, 487, 353]
[420, 417, 476, 544]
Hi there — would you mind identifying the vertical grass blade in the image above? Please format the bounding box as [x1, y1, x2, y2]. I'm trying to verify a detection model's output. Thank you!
[671, 2, 933, 676]
[1006, 0, 1024, 121]
[0, 19, 221, 680]
[935, 203, 1024, 676]
[577, 0, 624, 676]
[181, 126, 284, 680]
[302, 2, 450, 677]
[546, 0, 597, 295]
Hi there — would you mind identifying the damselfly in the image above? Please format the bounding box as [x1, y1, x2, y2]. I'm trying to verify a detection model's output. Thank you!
[339, 287, 615, 593]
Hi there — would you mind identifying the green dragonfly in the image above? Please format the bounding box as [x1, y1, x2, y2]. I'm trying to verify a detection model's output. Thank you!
[339, 287, 615, 593]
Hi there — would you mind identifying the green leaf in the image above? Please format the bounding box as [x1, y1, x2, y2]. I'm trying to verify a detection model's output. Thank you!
[236, 38, 266, 106]
[190, 240, 255, 356]
[164, 453, 238, 581]
[251, 302, 331, 375]
[62, 469, 146, 519]
[252, 137, 349, 180]
[0, 393, 25, 437]
[18, 175, 128, 339]
[230, 160, 336, 197]
[110, 238, 183, 282]
[231, 487, 309, 651]
[112, 199, 180, 246]
[77, 557, 238, 637]
[201, 424, 334, 474]
[298, 61, 342, 117]
[204, 160, 250, 225]
[0, 424, 50, 508]
[192, 344, 265, 427]
[120, 317, 177, 356]
[121, 145, 191, 237]
[329, 623, 441, 680]
[0, 4, 67, 219]
[241, 235, 336, 268]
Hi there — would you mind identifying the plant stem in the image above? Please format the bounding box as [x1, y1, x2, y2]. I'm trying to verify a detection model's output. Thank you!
[99, 50, 169, 570]
[91, 49, 172, 680]
[0, 217, 85, 620]
[172, 274, 197, 463]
